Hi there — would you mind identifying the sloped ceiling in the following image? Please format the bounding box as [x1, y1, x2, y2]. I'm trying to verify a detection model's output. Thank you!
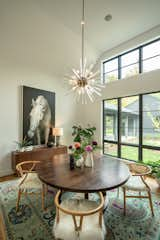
[0, 0, 160, 78]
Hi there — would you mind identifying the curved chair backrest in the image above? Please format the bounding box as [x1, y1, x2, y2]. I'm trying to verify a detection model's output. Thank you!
[126, 162, 152, 190]
[54, 190, 105, 231]
[16, 161, 40, 177]
[126, 163, 151, 176]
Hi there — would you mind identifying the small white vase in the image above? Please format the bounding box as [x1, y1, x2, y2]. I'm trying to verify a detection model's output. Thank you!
[19, 147, 25, 152]
[85, 152, 94, 168]
[75, 155, 84, 168]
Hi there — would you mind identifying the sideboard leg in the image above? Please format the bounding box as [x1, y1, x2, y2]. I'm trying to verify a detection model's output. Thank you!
[84, 193, 89, 199]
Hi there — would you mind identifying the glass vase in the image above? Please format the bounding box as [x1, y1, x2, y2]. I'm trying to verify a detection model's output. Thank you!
[85, 152, 94, 168]
[75, 155, 84, 168]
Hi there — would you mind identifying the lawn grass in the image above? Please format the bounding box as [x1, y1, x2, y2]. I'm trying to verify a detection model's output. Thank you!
[121, 146, 138, 161]
[104, 145, 160, 164]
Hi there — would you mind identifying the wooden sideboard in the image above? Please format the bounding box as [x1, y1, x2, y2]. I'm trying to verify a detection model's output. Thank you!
[12, 145, 67, 174]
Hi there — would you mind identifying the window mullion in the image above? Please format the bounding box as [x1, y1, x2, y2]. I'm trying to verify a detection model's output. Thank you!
[102, 100, 105, 154]
[103, 65, 105, 84]
[118, 98, 121, 157]
[139, 47, 142, 73]
[118, 56, 121, 79]
[139, 94, 143, 161]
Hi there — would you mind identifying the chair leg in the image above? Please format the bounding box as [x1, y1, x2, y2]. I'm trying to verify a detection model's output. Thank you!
[56, 207, 60, 223]
[123, 188, 126, 216]
[41, 184, 45, 211]
[148, 191, 154, 217]
[84, 193, 89, 199]
[16, 189, 22, 212]
[46, 184, 48, 195]
[99, 210, 103, 228]
[117, 188, 120, 198]
[44, 184, 48, 208]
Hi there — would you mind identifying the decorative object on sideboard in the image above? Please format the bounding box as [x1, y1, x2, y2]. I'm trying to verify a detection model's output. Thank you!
[52, 127, 63, 146]
[66, 0, 105, 104]
[47, 141, 54, 148]
[14, 136, 33, 152]
[23, 86, 55, 145]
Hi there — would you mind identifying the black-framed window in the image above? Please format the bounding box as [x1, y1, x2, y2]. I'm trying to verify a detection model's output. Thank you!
[103, 58, 118, 83]
[103, 38, 160, 83]
[103, 91, 160, 164]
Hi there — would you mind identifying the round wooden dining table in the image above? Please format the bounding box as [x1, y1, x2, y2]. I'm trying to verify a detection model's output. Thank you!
[36, 154, 130, 193]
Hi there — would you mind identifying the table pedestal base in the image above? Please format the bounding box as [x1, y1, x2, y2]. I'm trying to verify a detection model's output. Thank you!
[84, 191, 109, 212]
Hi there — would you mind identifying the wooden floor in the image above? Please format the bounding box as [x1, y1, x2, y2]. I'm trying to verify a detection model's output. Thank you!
[0, 175, 18, 182]
[0, 174, 17, 183]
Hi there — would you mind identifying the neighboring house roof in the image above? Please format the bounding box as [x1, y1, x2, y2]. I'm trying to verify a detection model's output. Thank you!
[105, 95, 160, 116]
[127, 94, 160, 109]
[104, 103, 117, 111]
[104, 103, 138, 115]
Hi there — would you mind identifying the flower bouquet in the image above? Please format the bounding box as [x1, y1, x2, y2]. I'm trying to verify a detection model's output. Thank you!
[68, 142, 85, 167]
[69, 125, 100, 168]
[69, 141, 99, 168]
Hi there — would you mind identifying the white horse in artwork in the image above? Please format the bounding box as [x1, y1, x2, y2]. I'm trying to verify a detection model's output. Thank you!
[28, 95, 51, 145]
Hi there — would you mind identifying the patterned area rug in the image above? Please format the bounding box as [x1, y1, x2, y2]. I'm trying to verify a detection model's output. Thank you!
[0, 179, 160, 240]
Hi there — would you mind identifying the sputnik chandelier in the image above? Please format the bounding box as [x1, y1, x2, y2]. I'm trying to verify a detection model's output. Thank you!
[66, 0, 105, 104]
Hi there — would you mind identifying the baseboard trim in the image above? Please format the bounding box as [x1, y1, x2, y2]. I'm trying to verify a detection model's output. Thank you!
[0, 169, 13, 177]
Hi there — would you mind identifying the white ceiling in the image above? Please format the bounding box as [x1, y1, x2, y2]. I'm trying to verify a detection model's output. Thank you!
[52, 0, 160, 53]
[0, 0, 160, 78]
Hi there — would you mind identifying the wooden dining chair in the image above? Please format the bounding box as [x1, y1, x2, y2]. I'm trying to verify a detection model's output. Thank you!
[53, 190, 106, 240]
[122, 163, 154, 216]
[16, 161, 47, 212]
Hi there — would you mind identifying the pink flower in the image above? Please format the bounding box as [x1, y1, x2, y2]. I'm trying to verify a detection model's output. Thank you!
[85, 145, 93, 152]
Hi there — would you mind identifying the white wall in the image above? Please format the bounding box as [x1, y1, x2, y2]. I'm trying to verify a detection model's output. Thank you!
[0, 66, 77, 177]
[79, 27, 160, 146]
[0, 0, 98, 177]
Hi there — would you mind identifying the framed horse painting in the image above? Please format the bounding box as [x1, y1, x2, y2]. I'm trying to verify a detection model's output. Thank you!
[23, 86, 55, 145]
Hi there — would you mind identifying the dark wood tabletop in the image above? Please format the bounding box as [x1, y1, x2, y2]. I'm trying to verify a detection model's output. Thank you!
[36, 154, 130, 193]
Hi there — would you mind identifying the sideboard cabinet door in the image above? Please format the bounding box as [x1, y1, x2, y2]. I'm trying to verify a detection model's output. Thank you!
[12, 145, 67, 174]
